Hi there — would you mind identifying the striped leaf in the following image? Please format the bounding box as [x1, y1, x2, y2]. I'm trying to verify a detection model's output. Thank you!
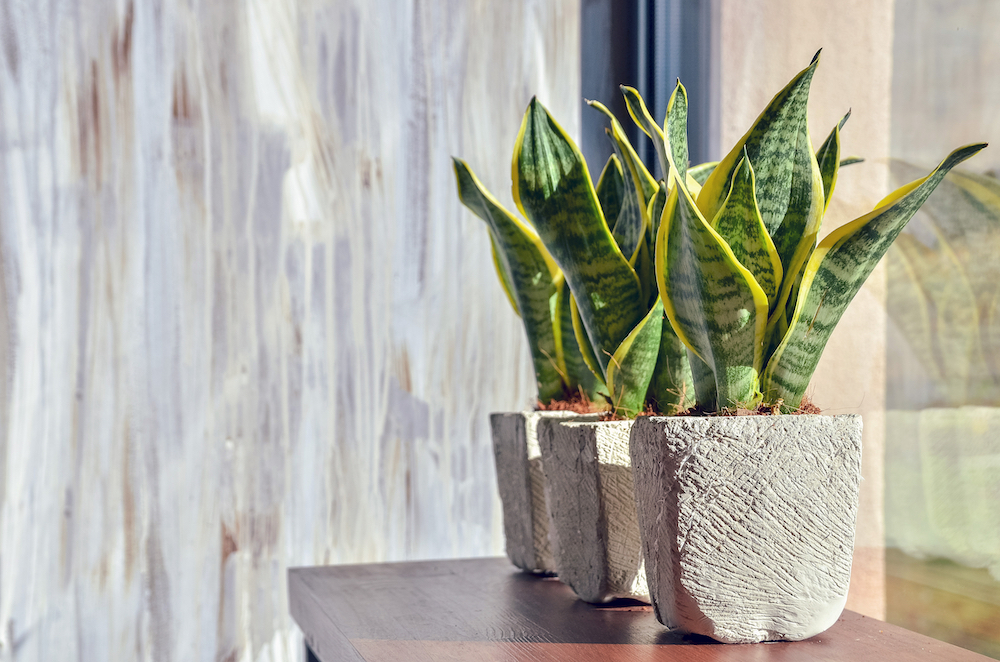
[554, 278, 607, 401]
[665, 82, 690, 184]
[569, 293, 605, 391]
[489, 235, 520, 315]
[697, 52, 821, 273]
[657, 181, 769, 408]
[817, 110, 851, 212]
[606, 299, 665, 417]
[647, 318, 696, 413]
[762, 143, 988, 409]
[513, 97, 646, 378]
[587, 100, 659, 203]
[595, 154, 625, 230]
[607, 135, 647, 262]
[771, 106, 825, 279]
[621, 85, 669, 180]
[645, 182, 669, 300]
[712, 152, 784, 305]
[687, 349, 718, 411]
[453, 157, 564, 401]
[689, 161, 718, 185]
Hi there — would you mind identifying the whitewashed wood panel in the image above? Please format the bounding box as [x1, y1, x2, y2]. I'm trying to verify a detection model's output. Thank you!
[0, 1, 581, 660]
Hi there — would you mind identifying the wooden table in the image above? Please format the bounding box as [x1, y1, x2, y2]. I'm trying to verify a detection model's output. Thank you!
[289, 557, 992, 661]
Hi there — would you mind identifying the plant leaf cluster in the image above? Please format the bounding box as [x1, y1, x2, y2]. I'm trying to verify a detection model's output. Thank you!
[456, 51, 985, 416]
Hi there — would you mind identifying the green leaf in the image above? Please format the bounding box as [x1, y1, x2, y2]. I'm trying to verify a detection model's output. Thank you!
[587, 100, 658, 203]
[513, 97, 647, 377]
[840, 156, 864, 167]
[595, 154, 625, 229]
[697, 52, 822, 273]
[453, 157, 564, 401]
[817, 110, 850, 212]
[646, 182, 669, 262]
[761, 142, 988, 409]
[711, 152, 784, 305]
[657, 81, 769, 407]
[489, 235, 520, 315]
[657, 180, 769, 408]
[554, 277, 607, 401]
[621, 85, 669, 180]
[664, 82, 690, 185]
[771, 106, 825, 278]
[687, 349, 718, 411]
[647, 319, 695, 413]
[607, 134, 647, 262]
[606, 298, 664, 417]
[689, 161, 718, 185]
[569, 293, 605, 390]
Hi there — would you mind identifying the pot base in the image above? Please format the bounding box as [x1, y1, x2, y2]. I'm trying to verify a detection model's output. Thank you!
[630, 414, 862, 643]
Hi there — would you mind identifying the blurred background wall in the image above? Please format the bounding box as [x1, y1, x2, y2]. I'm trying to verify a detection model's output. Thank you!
[0, 1, 579, 659]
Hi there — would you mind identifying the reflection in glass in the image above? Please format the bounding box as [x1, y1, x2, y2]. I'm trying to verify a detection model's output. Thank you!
[885, 167, 1000, 658]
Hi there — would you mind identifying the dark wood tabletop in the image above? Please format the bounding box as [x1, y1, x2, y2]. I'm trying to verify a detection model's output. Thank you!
[289, 557, 992, 661]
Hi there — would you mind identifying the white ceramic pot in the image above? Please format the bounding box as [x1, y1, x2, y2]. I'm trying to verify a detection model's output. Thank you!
[491, 411, 581, 574]
[629, 414, 862, 643]
[537, 418, 647, 603]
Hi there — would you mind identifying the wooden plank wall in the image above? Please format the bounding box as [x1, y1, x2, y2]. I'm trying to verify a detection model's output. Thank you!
[0, 1, 581, 659]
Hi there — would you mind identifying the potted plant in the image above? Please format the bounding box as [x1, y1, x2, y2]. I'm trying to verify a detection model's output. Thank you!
[453, 159, 606, 574]
[456, 77, 705, 596]
[508, 90, 719, 602]
[623, 51, 985, 642]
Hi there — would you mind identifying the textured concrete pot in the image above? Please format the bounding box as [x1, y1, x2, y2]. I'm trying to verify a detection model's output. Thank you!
[630, 415, 863, 643]
[491, 411, 582, 574]
[538, 419, 647, 603]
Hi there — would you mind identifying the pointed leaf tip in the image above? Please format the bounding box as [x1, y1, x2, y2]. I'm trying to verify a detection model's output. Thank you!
[839, 109, 851, 131]
[811, 49, 822, 64]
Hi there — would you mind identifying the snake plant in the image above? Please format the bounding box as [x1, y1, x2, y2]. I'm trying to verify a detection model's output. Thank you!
[457, 51, 985, 416]
[512, 97, 699, 418]
[641, 51, 986, 411]
[455, 96, 699, 415]
[453, 160, 605, 404]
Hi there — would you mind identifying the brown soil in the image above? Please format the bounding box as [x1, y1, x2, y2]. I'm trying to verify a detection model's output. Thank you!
[556, 394, 824, 421]
[535, 388, 609, 415]
[677, 395, 822, 417]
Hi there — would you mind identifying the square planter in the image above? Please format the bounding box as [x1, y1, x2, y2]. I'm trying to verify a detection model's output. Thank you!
[629, 414, 862, 643]
[538, 418, 647, 603]
[491, 411, 581, 574]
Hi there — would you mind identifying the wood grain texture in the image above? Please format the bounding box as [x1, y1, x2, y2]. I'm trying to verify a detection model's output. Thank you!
[630, 415, 863, 643]
[289, 557, 995, 661]
[538, 419, 646, 603]
[0, 1, 580, 660]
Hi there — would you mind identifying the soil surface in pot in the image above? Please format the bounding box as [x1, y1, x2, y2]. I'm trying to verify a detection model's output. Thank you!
[535, 388, 609, 415]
